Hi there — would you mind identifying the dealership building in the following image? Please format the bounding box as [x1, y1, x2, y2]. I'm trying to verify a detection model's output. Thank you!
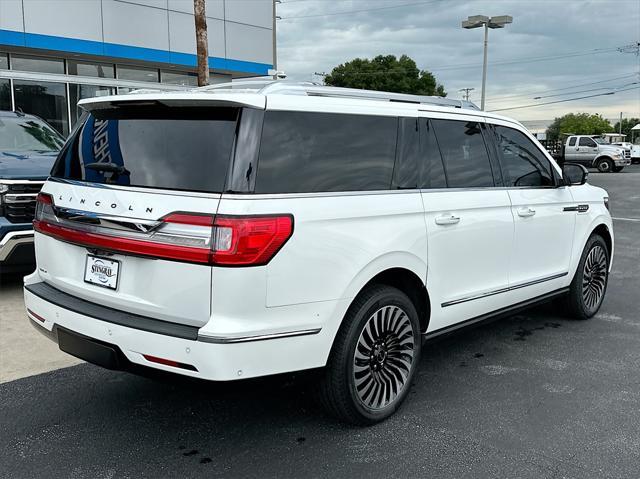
[0, 0, 274, 135]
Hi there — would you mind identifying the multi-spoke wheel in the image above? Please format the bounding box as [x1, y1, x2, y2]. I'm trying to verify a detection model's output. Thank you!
[566, 234, 609, 319]
[318, 285, 421, 425]
[353, 305, 414, 410]
[582, 245, 608, 312]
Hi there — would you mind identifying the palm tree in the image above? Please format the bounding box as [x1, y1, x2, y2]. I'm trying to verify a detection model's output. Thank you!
[193, 0, 209, 86]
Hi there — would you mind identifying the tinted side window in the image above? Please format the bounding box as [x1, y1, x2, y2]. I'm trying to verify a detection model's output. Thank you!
[419, 119, 447, 188]
[578, 137, 596, 147]
[431, 119, 494, 188]
[256, 111, 397, 193]
[568, 137, 577, 146]
[494, 126, 554, 187]
[392, 118, 419, 189]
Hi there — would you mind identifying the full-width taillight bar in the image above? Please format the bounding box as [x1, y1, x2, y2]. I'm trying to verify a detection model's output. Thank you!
[33, 193, 293, 266]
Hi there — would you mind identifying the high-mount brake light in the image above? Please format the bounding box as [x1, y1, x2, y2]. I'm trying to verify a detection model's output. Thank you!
[33, 196, 293, 266]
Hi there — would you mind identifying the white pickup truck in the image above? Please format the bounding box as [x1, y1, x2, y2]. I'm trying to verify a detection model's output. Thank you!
[612, 142, 640, 164]
[559, 135, 632, 172]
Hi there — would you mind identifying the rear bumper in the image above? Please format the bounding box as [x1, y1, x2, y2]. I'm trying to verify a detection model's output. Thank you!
[0, 228, 34, 265]
[24, 281, 333, 381]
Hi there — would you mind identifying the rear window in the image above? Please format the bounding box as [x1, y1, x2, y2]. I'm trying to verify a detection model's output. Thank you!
[52, 106, 239, 193]
[255, 111, 397, 194]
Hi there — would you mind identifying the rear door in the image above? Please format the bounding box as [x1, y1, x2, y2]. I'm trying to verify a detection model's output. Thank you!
[489, 122, 575, 302]
[36, 104, 241, 326]
[564, 136, 578, 162]
[420, 116, 514, 333]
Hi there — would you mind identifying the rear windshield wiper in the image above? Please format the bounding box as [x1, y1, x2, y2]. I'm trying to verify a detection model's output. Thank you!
[85, 162, 131, 176]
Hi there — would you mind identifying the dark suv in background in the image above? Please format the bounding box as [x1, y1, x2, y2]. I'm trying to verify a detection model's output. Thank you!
[0, 110, 64, 274]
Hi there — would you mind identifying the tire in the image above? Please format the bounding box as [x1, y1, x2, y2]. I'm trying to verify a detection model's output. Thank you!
[565, 234, 609, 319]
[612, 166, 624, 173]
[318, 284, 422, 425]
[596, 158, 614, 173]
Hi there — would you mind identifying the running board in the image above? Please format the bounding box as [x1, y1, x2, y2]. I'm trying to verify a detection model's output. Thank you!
[423, 288, 569, 342]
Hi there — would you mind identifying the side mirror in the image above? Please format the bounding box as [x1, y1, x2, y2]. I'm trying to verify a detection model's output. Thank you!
[562, 162, 588, 186]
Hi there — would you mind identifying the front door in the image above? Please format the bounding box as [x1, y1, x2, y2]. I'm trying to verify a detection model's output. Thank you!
[491, 124, 576, 303]
[576, 136, 599, 165]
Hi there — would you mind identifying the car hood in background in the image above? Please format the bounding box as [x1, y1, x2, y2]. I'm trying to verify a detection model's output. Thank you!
[0, 150, 57, 179]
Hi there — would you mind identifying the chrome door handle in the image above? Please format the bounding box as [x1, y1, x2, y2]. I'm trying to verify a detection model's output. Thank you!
[435, 214, 460, 225]
[517, 207, 536, 217]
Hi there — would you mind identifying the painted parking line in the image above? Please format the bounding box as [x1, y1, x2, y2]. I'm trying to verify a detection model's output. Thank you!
[612, 217, 640, 223]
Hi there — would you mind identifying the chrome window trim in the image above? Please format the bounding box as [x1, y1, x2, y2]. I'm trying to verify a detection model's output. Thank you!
[441, 272, 569, 308]
[220, 185, 569, 200]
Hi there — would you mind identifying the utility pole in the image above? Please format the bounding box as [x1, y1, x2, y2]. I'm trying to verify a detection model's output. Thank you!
[459, 87, 475, 101]
[193, 0, 209, 86]
[620, 112, 623, 134]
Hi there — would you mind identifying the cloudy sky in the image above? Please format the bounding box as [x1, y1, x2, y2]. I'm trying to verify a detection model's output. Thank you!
[276, 0, 640, 125]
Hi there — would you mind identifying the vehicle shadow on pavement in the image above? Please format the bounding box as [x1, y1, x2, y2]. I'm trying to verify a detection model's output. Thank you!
[0, 299, 625, 478]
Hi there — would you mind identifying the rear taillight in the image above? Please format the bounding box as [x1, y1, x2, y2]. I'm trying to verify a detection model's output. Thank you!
[212, 215, 294, 266]
[33, 194, 293, 266]
[34, 192, 54, 221]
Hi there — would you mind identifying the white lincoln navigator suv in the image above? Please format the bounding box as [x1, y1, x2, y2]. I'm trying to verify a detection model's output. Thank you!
[25, 81, 613, 425]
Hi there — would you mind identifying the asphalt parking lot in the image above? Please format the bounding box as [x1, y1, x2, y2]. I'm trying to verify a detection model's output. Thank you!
[1, 166, 639, 478]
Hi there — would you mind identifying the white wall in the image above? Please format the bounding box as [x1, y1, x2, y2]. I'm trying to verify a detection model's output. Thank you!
[1, 0, 273, 70]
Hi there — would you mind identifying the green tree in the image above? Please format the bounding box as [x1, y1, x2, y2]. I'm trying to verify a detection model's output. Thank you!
[324, 54, 446, 97]
[613, 117, 640, 141]
[546, 113, 612, 142]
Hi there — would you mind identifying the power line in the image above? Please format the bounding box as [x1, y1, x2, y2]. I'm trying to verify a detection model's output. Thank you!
[488, 72, 640, 101]
[488, 86, 640, 112]
[430, 47, 620, 72]
[311, 46, 625, 78]
[532, 81, 639, 99]
[278, 0, 441, 19]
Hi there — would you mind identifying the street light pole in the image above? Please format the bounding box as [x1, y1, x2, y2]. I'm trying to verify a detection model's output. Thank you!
[481, 22, 488, 110]
[462, 15, 513, 110]
[272, 0, 280, 79]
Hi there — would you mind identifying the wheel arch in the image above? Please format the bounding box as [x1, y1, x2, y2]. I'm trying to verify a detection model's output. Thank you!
[570, 218, 614, 281]
[592, 155, 612, 168]
[592, 223, 613, 267]
[340, 252, 430, 334]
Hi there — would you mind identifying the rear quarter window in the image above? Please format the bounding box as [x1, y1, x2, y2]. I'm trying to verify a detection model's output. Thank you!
[255, 111, 397, 194]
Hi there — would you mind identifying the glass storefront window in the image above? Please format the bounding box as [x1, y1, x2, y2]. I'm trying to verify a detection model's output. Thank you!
[0, 79, 11, 110]
[68, 60, 115, 78]
[69, 84, 116, 127]
[13, 80, 68, 136]
[116, 65, 159, 83]
[0, 53, 8, 70]
[161, 70, 198, 86]
[11, 54, 64, 74]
